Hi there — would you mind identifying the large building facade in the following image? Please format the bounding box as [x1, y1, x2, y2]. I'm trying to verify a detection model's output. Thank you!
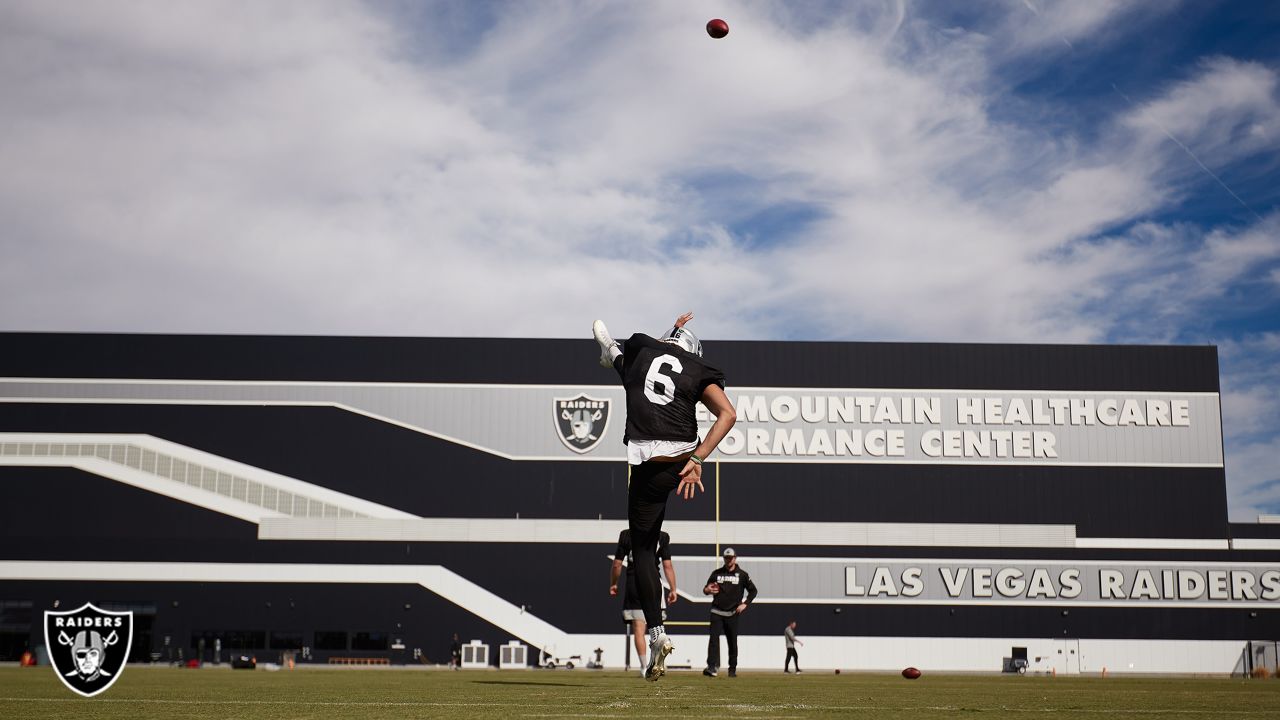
[1, 332, 1277, 673]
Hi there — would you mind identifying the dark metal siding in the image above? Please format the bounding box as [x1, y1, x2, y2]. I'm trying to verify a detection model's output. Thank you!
[0, 332, 1220, 391]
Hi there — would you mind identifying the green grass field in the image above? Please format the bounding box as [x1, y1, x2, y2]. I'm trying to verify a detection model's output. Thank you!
[3, 666, 1279, 719]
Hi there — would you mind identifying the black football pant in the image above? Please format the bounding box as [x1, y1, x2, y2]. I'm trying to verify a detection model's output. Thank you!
[628, 459, 682, 628]
[706, 613, 740, 670]
[785, 647, 800, 672]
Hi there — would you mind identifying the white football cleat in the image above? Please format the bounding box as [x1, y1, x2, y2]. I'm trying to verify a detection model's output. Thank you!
[593, 320, 619, 368]
[644, 633, 673, 682]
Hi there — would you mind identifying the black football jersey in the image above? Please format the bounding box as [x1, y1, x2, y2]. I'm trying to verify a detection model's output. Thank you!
[619, 333, 726, 444]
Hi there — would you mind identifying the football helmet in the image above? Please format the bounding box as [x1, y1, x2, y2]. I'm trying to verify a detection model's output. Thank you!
[660, 325, 702, 357]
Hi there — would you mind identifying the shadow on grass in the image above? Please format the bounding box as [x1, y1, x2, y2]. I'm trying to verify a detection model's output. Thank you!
[469, 680, 586, 687]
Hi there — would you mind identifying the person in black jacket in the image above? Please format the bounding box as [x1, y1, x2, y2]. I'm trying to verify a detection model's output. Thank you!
[702, 547, 758, 677]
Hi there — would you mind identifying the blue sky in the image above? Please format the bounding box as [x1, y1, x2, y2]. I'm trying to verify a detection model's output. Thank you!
[1, 0, 1277, 519]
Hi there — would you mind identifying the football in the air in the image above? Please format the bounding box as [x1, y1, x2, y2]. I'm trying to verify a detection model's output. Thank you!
[902, 666, 922, 679]
[707, 18, 729, 38]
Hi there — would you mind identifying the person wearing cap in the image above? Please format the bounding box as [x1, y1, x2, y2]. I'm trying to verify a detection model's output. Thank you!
[702, 547, 758, 677]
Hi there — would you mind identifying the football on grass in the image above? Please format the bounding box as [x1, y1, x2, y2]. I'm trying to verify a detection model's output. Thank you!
[902, 667, 922, 679]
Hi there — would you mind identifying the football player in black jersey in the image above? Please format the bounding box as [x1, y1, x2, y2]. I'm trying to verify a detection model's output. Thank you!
[593, 312, 737, 681]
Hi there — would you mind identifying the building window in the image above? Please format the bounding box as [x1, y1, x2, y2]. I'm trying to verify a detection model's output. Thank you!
[314, 631, 348, 651]
[351, 632, 388, 651]
[224, 631, 267, 650]
[269, 632, 304, 650]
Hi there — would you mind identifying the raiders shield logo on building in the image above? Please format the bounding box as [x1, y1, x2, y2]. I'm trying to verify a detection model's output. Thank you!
[44, 603, 133, 697]
[554, 394, 612, 454]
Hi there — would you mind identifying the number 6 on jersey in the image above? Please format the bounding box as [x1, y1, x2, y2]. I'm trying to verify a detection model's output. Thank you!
[644, 354, 682, 406]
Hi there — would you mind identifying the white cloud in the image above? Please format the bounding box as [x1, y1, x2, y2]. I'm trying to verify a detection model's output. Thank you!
[1220, 333, 1280, 435]
[1224, 435, 1280, 522]
[1123, 57, 1280, 164]
[1004, 0, 1157, 50]
[1218, 332, 1280, 520]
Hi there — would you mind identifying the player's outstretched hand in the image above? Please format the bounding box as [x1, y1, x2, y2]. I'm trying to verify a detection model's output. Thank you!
[677, 460, 703, 499]
[673, 311, 693, 329]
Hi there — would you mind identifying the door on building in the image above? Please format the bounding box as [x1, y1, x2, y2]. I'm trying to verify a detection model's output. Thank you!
[1056, 639, 1081, 675]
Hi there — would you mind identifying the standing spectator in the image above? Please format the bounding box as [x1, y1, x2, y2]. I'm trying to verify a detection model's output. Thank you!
[449, 633, 461, 670]
[702, 547, 758, 678]
[784, 621, 804, 673]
